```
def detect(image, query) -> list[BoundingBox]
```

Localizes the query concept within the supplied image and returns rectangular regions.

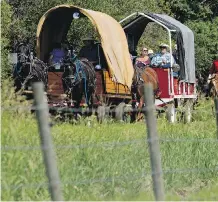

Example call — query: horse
[12,42,48,93]
[62,54,96,119]
[206,73,218,97]
[131,63,160,122]
[206,73,218,116]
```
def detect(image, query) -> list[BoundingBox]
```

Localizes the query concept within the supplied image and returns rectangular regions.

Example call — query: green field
[1,95,218,200]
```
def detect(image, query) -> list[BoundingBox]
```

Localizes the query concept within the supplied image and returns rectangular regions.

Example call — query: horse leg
[130,90,138,123]
[86,87,95,117]
[136,96,144,121]
[14,78,22,93]
[72,86,83,122]
[130,101,137,123]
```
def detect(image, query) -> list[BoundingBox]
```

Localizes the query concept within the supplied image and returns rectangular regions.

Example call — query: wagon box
[120,12,198,123]
[36,4,133,121]
[13,6,198,123]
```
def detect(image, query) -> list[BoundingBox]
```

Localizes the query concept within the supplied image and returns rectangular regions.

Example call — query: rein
[132,66,147,87]
[62,55,96,105]
[14,52,48,90]
[132,66,160,98]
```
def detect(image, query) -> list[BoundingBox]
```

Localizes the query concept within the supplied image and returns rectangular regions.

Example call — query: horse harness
[14,52,48,90]
[132,66,155,88]
[62,57,96,104]
[132,66,160,99]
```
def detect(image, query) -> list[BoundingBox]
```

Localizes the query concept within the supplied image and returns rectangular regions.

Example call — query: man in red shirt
[209,60,218,74]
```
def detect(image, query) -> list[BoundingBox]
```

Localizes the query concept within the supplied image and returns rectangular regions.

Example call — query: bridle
[13,43,48,90]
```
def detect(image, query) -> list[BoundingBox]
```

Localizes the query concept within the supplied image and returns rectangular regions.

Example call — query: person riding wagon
[135,47,151,68]
[49,42,66,70]
[151,43,178,77]
[78,35,106,70]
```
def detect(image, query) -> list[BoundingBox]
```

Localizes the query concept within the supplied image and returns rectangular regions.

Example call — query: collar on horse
[132,66,161,99]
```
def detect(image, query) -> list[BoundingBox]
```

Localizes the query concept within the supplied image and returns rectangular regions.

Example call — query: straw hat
[148,49,154,54]
[159,43,169,48]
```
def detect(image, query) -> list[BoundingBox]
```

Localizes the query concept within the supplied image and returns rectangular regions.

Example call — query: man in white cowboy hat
[151,43,175,68]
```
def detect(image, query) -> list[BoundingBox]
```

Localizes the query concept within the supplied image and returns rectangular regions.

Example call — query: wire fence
[2,167,218,190]
[1,137,218,151]
[1,103,217,114]
[2,82,218,201]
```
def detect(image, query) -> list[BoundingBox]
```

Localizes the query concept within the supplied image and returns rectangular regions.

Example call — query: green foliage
[137,23,173,53]
[7,0,166,51]
[186,17,218,74]
[160,0,218,74]
[1,99,217,200]
[1,79,31,115]
[162,0,218,23]
[2,0,217,79]
[1,0,12,79]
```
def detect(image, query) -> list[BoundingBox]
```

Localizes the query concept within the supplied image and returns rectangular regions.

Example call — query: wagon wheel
[166,102,176,123]
[115,102,126,122]
[183,99,193,124]
[97,105,106,123]
[123,104,132,123]
[105,106,110,118]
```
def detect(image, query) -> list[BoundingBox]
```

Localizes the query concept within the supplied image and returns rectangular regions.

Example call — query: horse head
[130,65,160,122]
[62,54,82,91]
[132,63,150,86]
[132,65,160,99]
[61,54,96,107]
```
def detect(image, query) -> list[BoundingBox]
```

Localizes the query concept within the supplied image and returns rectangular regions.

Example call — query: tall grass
[1,81,218,200]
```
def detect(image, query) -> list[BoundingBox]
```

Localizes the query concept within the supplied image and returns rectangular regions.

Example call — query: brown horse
[209,74,218,97]
[131,65,160,122]
[207,73,218,116]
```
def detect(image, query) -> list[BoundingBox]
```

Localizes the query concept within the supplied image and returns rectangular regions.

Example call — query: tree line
[1,0,218,80]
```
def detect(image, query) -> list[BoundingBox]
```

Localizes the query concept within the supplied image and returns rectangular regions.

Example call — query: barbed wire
[2,105,155,112]
[1,104,217,115]
[194,196,218,201]
[1,136,217,151]
[2,95,217,199]
[2,166,218,190]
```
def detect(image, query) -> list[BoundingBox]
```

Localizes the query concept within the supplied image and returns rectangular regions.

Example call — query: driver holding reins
[78,35,106,69]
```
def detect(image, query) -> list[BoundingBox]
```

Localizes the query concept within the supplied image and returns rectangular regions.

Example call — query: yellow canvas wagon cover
[36,5,134,88]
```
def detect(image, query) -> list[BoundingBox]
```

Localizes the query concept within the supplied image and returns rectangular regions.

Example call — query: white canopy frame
[119,12,177,95]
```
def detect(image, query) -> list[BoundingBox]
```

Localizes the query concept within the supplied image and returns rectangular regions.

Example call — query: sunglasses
[143,49,148,51]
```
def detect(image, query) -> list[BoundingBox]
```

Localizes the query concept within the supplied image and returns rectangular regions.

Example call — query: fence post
[214,97,218,139]
[32,82,63,201]
[143,84,165,201]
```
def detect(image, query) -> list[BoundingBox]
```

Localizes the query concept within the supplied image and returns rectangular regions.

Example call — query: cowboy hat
[159,43,169,48]
[148,49,154,54]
